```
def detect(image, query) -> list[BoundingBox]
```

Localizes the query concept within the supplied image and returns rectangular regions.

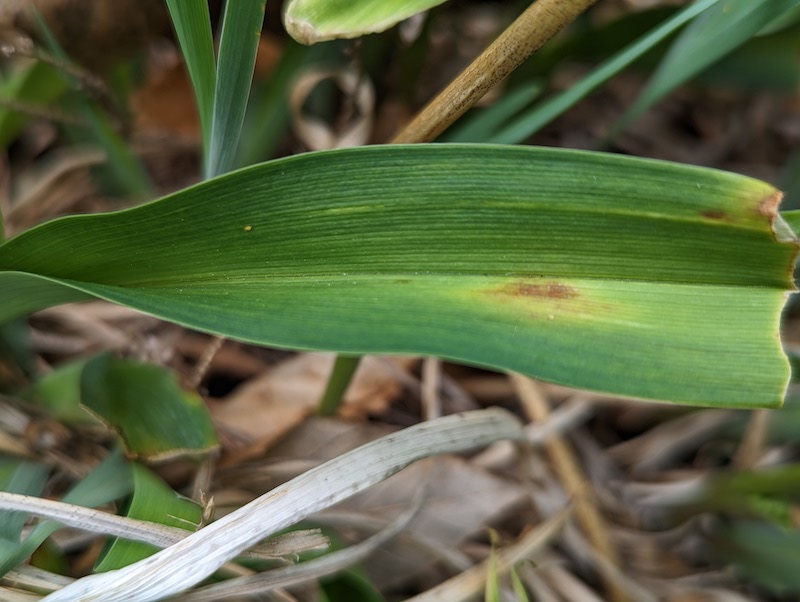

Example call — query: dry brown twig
[392,0,601,143]
[510,373,631,602]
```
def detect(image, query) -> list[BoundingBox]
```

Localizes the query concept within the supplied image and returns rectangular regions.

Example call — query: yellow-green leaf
[284,0,447,44]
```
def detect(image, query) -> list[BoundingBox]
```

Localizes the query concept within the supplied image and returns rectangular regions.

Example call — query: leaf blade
[166,0,216,157]
[0,145,794,407]
[284,0,448,44]
[613,0,800,135]
[207,0,266,177]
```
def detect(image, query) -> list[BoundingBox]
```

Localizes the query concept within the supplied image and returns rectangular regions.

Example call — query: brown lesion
[700,210,729,221]
[503,281,578,300]
[758,190,782,219]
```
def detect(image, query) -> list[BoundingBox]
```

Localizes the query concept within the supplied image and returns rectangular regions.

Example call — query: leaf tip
[284,16,319,45]
[761,190,798,247]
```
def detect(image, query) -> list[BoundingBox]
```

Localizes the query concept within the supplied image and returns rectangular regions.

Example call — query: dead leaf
[212,353,403,463]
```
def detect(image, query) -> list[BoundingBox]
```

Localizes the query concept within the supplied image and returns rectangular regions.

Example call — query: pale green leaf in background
[612,0,800,136]
[0,61,68,149]
[0,451,133,577]
[0,460,49,558]
[284,0,449,44]
[25,357,97,424]
[0,145,795,408]
[488,0,722,144]
[93,463,201,572]
[80,354,218,460]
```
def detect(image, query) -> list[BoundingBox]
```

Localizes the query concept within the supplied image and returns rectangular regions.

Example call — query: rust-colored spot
[701,210,728,221]
[512,282,577,300]
[758,190,782,219]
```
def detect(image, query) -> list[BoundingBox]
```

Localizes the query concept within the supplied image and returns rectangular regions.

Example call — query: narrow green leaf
[0,318,35,379]
[235,39,319,167]
[441,80,543,143]
[0,460,49,543]
[207,0,266,178]
[780,209,800,235]
[0,451,133,577]
[30,8,151,197]
[489,0,723,144]
[25,357,96,424]
[613,0,800,135]
[284,0,448,44]
[80,354,218,460]
[711,521,800,594]
[166,0,216,157]
[94,463,201,572]
[697,24,800,93]
[0,60,68,149]
[0,145,795,408]
[510,566,530,602]
[780,150,800,210]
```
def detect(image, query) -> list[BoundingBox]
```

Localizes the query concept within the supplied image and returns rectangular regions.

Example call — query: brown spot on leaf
[758,190,782,219]
[511,282,577,300]
[701,210,728,221]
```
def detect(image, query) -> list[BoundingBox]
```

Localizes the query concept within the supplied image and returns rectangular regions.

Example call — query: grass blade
[93,463,201,572]
[0,145,795,407]
[489,0,722,144]
[612,0,800,136]
[165,0,216,158]
[207,0,266,178]
[0,451,133,577]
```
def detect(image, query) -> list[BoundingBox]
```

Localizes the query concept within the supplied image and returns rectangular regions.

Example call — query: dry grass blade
[173,484,427,601]
[510,374,628,602]
[3,565,75,595]
[41,408,524,601]
[405,507,570,602]
[0,492,191,548]
[0,492,327,562]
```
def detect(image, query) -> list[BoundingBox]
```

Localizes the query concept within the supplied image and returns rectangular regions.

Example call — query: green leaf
[236,39,319,167]
[711,521,800,594]
[780,209,800,234]
[0,460,49,545]
[489,0,723,144]
[0,450,133,577]
[166,0,216,157]
[696,24,800,93]
[94,462,201,572]
[0,145,795,407]
[510,566,530,602]
[207,0,266,178]
[25,357,96,424]
[0,60,68,149]
[30,8,151,197]
[441,80,543,143]
[284,0,448,44]
[780,150,800,210]
[80,354,218,460]
[614,0,800,134]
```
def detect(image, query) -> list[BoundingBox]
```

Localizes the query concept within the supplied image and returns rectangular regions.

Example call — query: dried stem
[392,0,600,143]
[510,373,630,602]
